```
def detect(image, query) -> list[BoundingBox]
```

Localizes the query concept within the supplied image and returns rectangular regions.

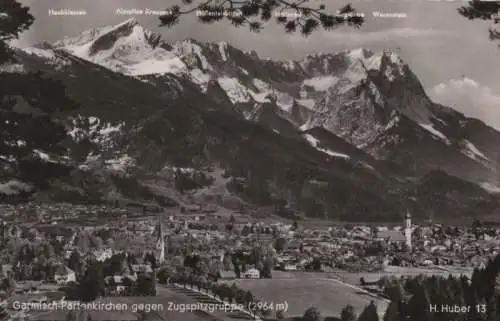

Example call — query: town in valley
[0,202,498,321]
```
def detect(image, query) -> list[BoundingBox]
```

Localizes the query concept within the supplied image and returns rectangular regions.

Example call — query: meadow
[234,277,389,319]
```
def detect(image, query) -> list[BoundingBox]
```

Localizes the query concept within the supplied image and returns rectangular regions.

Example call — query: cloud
[428,78,500,130]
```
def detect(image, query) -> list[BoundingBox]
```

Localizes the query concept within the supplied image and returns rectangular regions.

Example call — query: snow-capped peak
[53,19,188,76]
[54,17,148,56]
[117,17,138,27]
[297,48,408,86]
[347,48,374,60]
[172,39,213,71]
[48,20,416,125]
[345,48,406,80]
[346,48,381,71]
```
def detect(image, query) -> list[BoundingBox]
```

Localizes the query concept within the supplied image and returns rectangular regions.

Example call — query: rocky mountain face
[3,18,500,221]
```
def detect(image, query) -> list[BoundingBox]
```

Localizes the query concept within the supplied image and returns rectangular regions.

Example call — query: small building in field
[242,268,260,279]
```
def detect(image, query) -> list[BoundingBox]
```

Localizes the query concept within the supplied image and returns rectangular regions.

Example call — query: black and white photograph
[1,0,500,320]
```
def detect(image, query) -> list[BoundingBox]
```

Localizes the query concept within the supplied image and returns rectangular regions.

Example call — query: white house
[94,248,114,262]
[54,266,76,285]
[243,268,260,279]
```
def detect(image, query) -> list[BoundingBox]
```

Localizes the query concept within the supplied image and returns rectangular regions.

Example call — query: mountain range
[3,17,500,222]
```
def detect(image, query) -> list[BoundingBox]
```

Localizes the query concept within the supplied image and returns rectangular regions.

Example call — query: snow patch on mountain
[462,140,489,161]
[419,123,450,145]
[480,182,500,194]
[248,79,295,111]
[22,47,71,69]
[248,79,275,103]
[360,162,375,171]
[303,134,350,159]
[299,123,309,131]
[297,99,316,110]
[249,92,271,103]
[276,96,295,112]
[302,76,339,91]
[252,78,271,92]
[189,68,211,91]
[218,42,228,61]
[24,47,56,59]
[33,149,58,163]
[217,77,251,103]
[128,56,187,76]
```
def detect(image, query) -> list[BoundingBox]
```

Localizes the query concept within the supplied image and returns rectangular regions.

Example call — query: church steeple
[156,215,165,265]
[404,210,412,251]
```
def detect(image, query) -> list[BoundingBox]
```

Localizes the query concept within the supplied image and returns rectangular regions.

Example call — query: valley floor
[234,272,390,319]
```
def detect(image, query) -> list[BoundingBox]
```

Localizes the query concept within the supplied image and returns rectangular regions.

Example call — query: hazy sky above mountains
[16,0,500,129]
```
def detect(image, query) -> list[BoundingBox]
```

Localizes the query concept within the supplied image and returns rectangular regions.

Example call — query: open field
[331,265,474,285]
[234,277,389,319]
[228,266,474,319]
[269,265,473,283]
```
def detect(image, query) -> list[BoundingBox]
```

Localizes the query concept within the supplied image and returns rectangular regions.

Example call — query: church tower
[404,211,412,251]
[156,215,166,265]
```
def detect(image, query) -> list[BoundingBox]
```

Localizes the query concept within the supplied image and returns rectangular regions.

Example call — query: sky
[15,0,500,129]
